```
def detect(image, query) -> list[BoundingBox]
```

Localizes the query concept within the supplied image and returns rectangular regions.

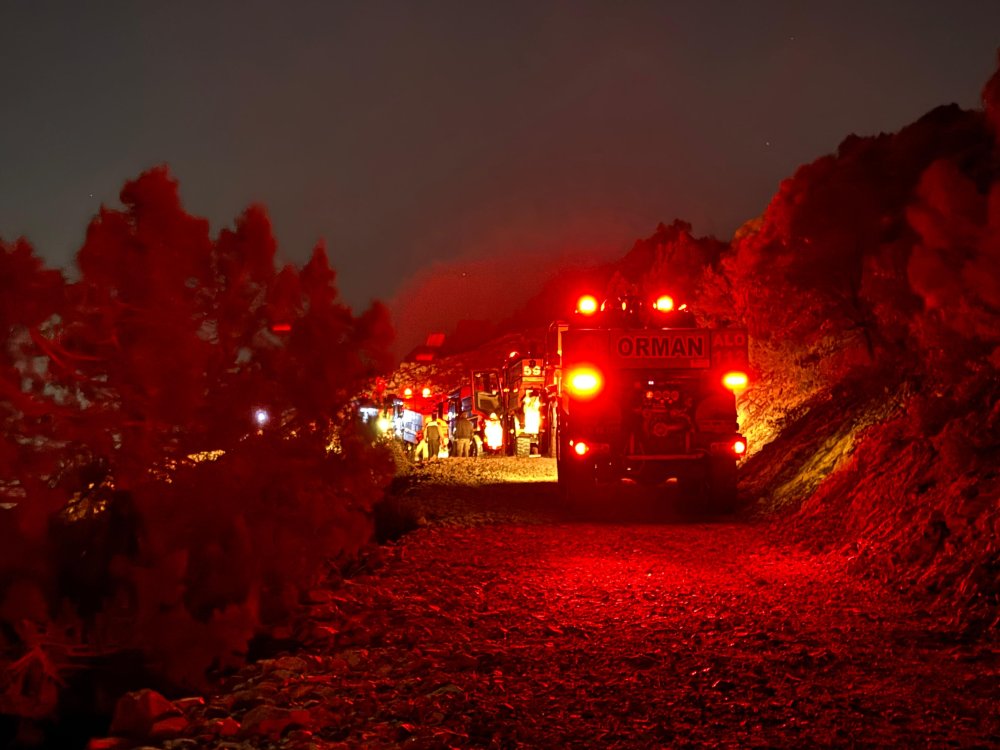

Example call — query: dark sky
[2,1,999,351]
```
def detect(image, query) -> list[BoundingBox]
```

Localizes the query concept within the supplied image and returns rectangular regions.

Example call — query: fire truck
[397,366,534,458]
[467,347,550,457]
[391,398,425,449]
[550,292,749,509]
[442,379,495,456]
[500,348,548,457]
[387,387,442,456]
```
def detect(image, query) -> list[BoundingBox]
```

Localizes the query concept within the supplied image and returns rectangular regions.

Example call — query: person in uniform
[434,415,450,458]
[424,415,441,460]
[454,413,473,457]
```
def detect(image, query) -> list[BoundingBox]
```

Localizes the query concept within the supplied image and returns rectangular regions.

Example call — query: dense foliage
[0,168,394,721]
[730,69,1000,628]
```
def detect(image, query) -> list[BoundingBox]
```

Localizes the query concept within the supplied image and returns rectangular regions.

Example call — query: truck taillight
[576,295,598,315]
[722,371,748,391]
[566,366,603,399]
[733,438,747,456]
[573,441,590,456]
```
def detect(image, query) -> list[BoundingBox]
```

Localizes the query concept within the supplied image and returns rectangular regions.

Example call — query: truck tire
[558,455,593,498]
[516,435,531,458]
[557,427,594,499]
[704,457,738,514]
[556,455,569,493]
[544,403,559,457]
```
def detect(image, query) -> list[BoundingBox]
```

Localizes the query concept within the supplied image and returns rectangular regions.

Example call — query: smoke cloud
[387,247,616,360]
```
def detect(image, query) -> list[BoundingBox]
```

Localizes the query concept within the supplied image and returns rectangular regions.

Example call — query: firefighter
[472,423,483,457]
[434,414,450,459]
[413,426,429,463]
[424,415,441,460]
[454,412,474,457]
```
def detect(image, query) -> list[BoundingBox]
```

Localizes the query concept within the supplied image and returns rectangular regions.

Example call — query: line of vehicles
[375,346,551,461]
[376,290,750,507]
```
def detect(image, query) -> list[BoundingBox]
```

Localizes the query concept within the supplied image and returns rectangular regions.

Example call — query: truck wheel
[545,404,558,457]
[557,439,595,499]
[557,456,569,493]
[704,458,738,514]
[558,456,593,498]
[516,435,531,458]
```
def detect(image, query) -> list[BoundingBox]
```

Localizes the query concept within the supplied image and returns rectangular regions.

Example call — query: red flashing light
[508,350,519,360]
[566,366,604,399]
[654,295,674,312]
[722,371,749,391]
[271,323,292,333]
[421,387,432,398]
[573,441,590,456]
[576,294,598,315]
[403,387,413,398]
[733,439,747,456]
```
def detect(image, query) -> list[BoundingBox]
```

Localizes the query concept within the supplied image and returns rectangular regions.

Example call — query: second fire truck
[467,348,550,457]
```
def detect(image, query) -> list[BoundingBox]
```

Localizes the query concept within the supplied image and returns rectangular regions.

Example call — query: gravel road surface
[118,457,999,749]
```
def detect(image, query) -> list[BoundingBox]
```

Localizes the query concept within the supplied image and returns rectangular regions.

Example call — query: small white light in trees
[253,408,270,427]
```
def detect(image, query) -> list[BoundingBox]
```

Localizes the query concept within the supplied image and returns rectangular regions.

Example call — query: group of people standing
[414,412,477,462]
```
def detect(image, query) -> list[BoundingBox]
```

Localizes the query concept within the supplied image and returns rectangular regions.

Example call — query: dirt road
[138,458,999,748]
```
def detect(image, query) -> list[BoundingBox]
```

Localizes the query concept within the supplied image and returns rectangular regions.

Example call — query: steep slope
[726,79,1000,629]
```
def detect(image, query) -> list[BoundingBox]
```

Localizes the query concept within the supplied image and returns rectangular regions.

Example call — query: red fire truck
[500,348,548,457]
[443,378,492,456]
[467,347,550,457]
[388,386,442,455]
[550,292,749,510]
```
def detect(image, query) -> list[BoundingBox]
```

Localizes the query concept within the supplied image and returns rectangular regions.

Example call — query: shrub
[0,167,394,719]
